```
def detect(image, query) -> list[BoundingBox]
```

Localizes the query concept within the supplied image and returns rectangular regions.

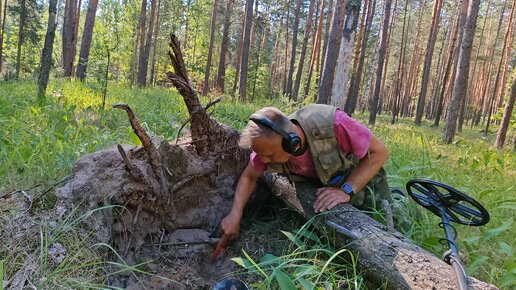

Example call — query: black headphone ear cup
[282,132,302,154]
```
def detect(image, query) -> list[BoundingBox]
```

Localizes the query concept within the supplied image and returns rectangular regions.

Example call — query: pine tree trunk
[304,0,325,98]
[138,0,157,86]
[216,0,234,93]
[495,0,515,109]
[368,0,392,125]
[15,0,26,79]
[76,0,99,81]
[238,0,254,101]
[291,0,315,101]
[460,0,493,129]
[37,0,58,100]
[62,0,79,77]
[345,0,375,116]
[136,0,147,85]
[400,0,426,118]
[331,0,361,109]
[443,0,480,144]
[149,0,162,85]
[232,5,247,95]
[319,0,334,75]
[0,0,6,72]
[494,73,516,149]
[415,0,443,125]
[391,0,409,124]
[434,24,456,127]
[282,0,290,93]
[202,0,219,95]
[484,0,515,137]
[316,0,347,104]
[284,0,302,98]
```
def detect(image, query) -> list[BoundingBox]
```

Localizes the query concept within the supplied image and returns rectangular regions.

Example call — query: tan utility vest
[266,104,360,184]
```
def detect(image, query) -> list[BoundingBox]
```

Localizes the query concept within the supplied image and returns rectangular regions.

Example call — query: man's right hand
[220,212,242,242]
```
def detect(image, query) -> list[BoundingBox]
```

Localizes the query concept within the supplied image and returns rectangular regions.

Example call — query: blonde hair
[239,107,292,148]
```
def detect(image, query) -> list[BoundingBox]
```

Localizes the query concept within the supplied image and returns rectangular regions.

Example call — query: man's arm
[220,163,263,240]
[345,134,388,193]
[313,134,388,213]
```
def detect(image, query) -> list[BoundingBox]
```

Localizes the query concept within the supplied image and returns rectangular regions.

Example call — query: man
[220,104,392,243]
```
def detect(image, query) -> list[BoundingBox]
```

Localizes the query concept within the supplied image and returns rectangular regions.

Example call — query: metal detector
[406,179,490,290]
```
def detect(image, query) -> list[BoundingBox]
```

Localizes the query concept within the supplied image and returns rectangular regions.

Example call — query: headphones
[249,113,302,155]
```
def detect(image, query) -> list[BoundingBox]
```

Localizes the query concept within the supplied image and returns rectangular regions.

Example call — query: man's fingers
[327,199,341,210]
[315,193,334,212]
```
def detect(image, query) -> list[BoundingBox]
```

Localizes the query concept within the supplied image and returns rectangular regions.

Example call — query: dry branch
[112,104,168,198]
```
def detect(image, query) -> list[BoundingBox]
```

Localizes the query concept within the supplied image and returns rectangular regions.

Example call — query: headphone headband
[249,114,291,140]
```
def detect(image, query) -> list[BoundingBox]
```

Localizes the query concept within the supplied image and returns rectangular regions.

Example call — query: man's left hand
[314,187,351,213]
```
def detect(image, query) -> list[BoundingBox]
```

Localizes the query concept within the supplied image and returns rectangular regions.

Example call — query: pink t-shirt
[249,109,372,178]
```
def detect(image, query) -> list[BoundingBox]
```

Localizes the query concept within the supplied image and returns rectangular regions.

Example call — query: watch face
[341,183,353,194]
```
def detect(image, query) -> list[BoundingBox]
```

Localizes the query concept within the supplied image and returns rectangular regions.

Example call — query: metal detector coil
[406,179,490,226]
[405,179,490,290]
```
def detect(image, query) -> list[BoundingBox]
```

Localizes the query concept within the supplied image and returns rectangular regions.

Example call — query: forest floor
[1,80,514,289]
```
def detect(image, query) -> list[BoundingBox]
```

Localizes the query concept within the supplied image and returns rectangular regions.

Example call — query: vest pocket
[318,150,342,173]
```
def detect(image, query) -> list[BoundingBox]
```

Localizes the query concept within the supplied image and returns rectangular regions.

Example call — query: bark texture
[37,0,58,100]
[443,0,480,143]
[261,174,499,290]
[76,0,99,80]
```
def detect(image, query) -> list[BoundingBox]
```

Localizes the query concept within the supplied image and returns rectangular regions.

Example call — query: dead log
[261,173,498,290]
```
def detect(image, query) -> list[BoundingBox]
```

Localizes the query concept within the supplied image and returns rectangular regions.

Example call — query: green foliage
[1,80,514,288]
[367,115,516,289]
[233,217,364,289]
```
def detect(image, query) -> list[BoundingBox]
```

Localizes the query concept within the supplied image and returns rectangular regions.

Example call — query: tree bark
[400,0,426,118]
[304,0,325,99]
[62,0,79,77]
[238,0,254,102]
[136,0,147,85]
[232,4,247,95]
[316,0,347,104]
[76,0,99,81]
[368,0,392,125]
[284,0,302,98]
[138,0,157,86]
[331,0,361,109]
[261,174,498,290]
[202,0,219,95]
[484,0,515,137]
[0,0,6,72]
[345,0,375,116]
[495,0,516,110]
[216,0,234,93]
[319,0,334,76]
[443,0,480,144]
[149,0,162,85]
[415,0,443,125]
[494,73,516,149]
[37,0,58,100]
[291,0,315,101]
[15,0,27,79]
[391,0,409,124]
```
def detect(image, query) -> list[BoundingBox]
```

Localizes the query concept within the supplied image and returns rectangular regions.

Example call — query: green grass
[0,79,514,289]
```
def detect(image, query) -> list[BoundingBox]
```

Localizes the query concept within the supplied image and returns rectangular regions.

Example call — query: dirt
[46,136,302,289]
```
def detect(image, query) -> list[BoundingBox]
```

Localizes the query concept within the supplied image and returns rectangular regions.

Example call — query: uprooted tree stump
[55,34,498,289]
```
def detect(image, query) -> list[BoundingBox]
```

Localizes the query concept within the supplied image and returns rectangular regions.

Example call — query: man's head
[239,107,300,164]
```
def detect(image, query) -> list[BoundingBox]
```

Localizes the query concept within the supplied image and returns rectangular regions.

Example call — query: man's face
[251,135,291,164]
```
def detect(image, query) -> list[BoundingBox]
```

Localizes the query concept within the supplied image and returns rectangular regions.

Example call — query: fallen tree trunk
[261,174,498,290]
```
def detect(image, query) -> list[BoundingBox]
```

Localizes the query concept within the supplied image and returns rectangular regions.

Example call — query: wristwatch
[341,183,355,198]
